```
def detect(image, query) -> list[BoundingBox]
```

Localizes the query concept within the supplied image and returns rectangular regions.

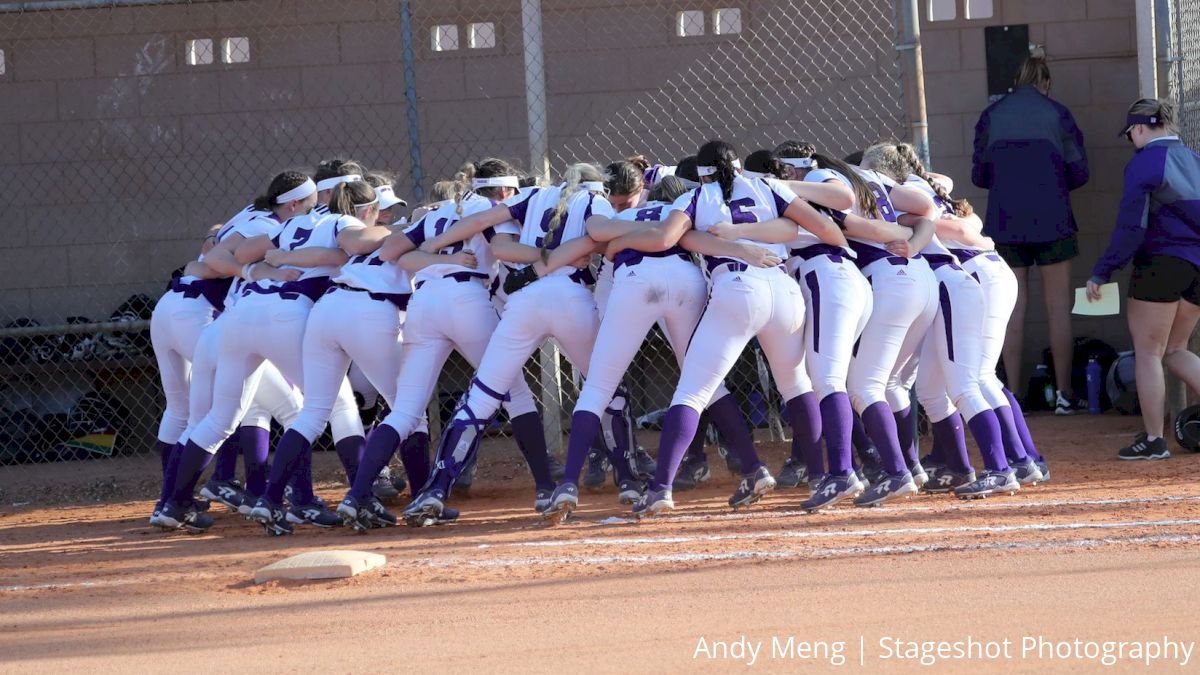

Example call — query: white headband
[356,197,379,210]
[696,159,742,177]
[275,178,317,204]
[741,170,768,179]
[580,181,607,193]
[472,176,520,189]
[781,157,816,169]
[316,174,362,192]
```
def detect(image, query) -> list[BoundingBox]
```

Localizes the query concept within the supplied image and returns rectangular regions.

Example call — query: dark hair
[894,143,973,217]
[454,157,520,211]
[625,154,651,172]
[648,175,689,203]
[744,149,788,179]
[364,172,393,188]
[329,180,377,216]
[843,151,864,166]
[774,140,879,218]
[314,158,366,184]
[675,155,699,183]
[253,171,311,211]
[518,175,538,188]
[696,140,739,201]
[604,160,645,197]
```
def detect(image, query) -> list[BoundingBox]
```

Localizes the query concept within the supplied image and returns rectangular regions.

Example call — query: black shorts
[995,234,1078,268]
[1129,254,1200,305]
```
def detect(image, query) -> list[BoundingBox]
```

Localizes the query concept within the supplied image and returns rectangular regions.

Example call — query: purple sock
[351,424,399,499]
[240,426,271,498]
[966,409,1009,472]
[292,445,316,504]
[931,413,971,473]
[861,401,906,475]
[563,411,601,486]
[398,431,430,493]
[685,413,709,461]
[157,441,180,507]
[334,435,365,483]
[265,430,311,504]
[511,411,554,491]
[784,392,823,477]
[1004,388,1043,462]
[211,434,240,482]
[893,406,917,467]
[995,405,1030,463]
[821,393,854,474]
[650,405,701,491]
[169,441,213,506]
[707,394,762,475]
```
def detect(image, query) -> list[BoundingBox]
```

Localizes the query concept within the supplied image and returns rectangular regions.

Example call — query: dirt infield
[3,413,1200,673]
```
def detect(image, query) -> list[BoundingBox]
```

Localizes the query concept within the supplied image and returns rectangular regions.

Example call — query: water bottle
[1086,357,1102,415]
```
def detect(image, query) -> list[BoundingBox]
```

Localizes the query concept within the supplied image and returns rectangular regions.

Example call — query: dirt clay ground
[2,413,1200,673]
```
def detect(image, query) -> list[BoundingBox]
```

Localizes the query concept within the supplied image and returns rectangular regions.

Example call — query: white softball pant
[962,252,1018,409]
[912,262,994,422]
[188,293,363,454]
[381,276,537,440]
[848,257,937,414]
[792,253,872,400]
[182,312,301,442]
[672,266,810,412]
[456,275,599,424]
[150,291,216,444]
[575,256,732,416]
[288,289,404,443]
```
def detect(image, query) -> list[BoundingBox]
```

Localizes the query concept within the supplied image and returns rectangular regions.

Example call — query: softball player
[865,143,1045,496]
[337,159,559,529]
[773,142,942,507]
[542,174,787,518]
[402,163,637,525]
[600,140,848,518]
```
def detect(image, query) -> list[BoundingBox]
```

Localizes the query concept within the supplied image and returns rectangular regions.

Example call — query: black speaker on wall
[984,24,1030,101]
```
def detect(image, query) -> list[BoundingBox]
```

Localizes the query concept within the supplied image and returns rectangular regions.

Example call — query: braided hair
[544,163,604,251]
[695,140,739,202]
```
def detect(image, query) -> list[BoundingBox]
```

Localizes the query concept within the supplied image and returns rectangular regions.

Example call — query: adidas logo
[733,275,742,281]
[897,270,907,276]
[628,271,637,277]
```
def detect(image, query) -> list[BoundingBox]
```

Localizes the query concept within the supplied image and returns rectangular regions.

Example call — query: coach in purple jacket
[973,55,1089,414]
[1087,98,1200,461]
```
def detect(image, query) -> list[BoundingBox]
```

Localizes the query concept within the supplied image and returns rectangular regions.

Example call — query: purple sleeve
[1091,150,1165,282]
[403,218,426,247]
[504,188,538,225]
[670,189,699,223]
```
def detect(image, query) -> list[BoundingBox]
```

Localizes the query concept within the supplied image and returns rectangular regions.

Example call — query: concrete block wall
[920,0,1139,389]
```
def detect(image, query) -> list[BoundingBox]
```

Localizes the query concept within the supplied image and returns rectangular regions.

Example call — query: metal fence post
[521,0,563,452]
[894,0,931,167]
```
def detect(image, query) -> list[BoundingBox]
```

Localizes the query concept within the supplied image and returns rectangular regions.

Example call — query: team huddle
[149,137,1052,535]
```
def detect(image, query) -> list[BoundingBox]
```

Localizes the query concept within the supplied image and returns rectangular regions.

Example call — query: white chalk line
[0,578,134,593]
[624,494,1200,525]
[429,532,1200,568]
[481,518,1200,550]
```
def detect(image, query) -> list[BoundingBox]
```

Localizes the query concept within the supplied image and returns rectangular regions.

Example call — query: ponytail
[604,160,644,197]
[452,161,476,217]
[696,139,739,202]
[625,154,651,172]
[545,163,603,251]
[894,143,973,217]
[329,180,377,217]
[743,149,788,179]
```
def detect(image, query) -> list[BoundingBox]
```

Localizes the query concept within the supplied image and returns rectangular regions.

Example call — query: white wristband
[241,263,257,281]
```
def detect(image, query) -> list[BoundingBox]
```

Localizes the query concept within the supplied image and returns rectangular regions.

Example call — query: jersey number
[635,206,664,222]
[727,197,760,225]
[532,209,562,250]
[288,227,314,249]
[867,183,897,222]
[432,217,465,255]
[348,252,385,267]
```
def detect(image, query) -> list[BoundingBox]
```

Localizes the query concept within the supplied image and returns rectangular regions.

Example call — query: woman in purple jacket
[1089,99,1200,460]
[973,55,1089,415]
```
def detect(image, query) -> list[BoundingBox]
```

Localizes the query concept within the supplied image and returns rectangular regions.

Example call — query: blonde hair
[1014,54,1051,91]
[429,180,457,203]
[862,142,973,218]
[544,163,603,250]
[1128,97,1177,132]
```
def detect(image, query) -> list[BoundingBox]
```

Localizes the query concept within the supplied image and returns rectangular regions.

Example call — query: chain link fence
[1162,0,1200,148]
[0,0,908,466]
